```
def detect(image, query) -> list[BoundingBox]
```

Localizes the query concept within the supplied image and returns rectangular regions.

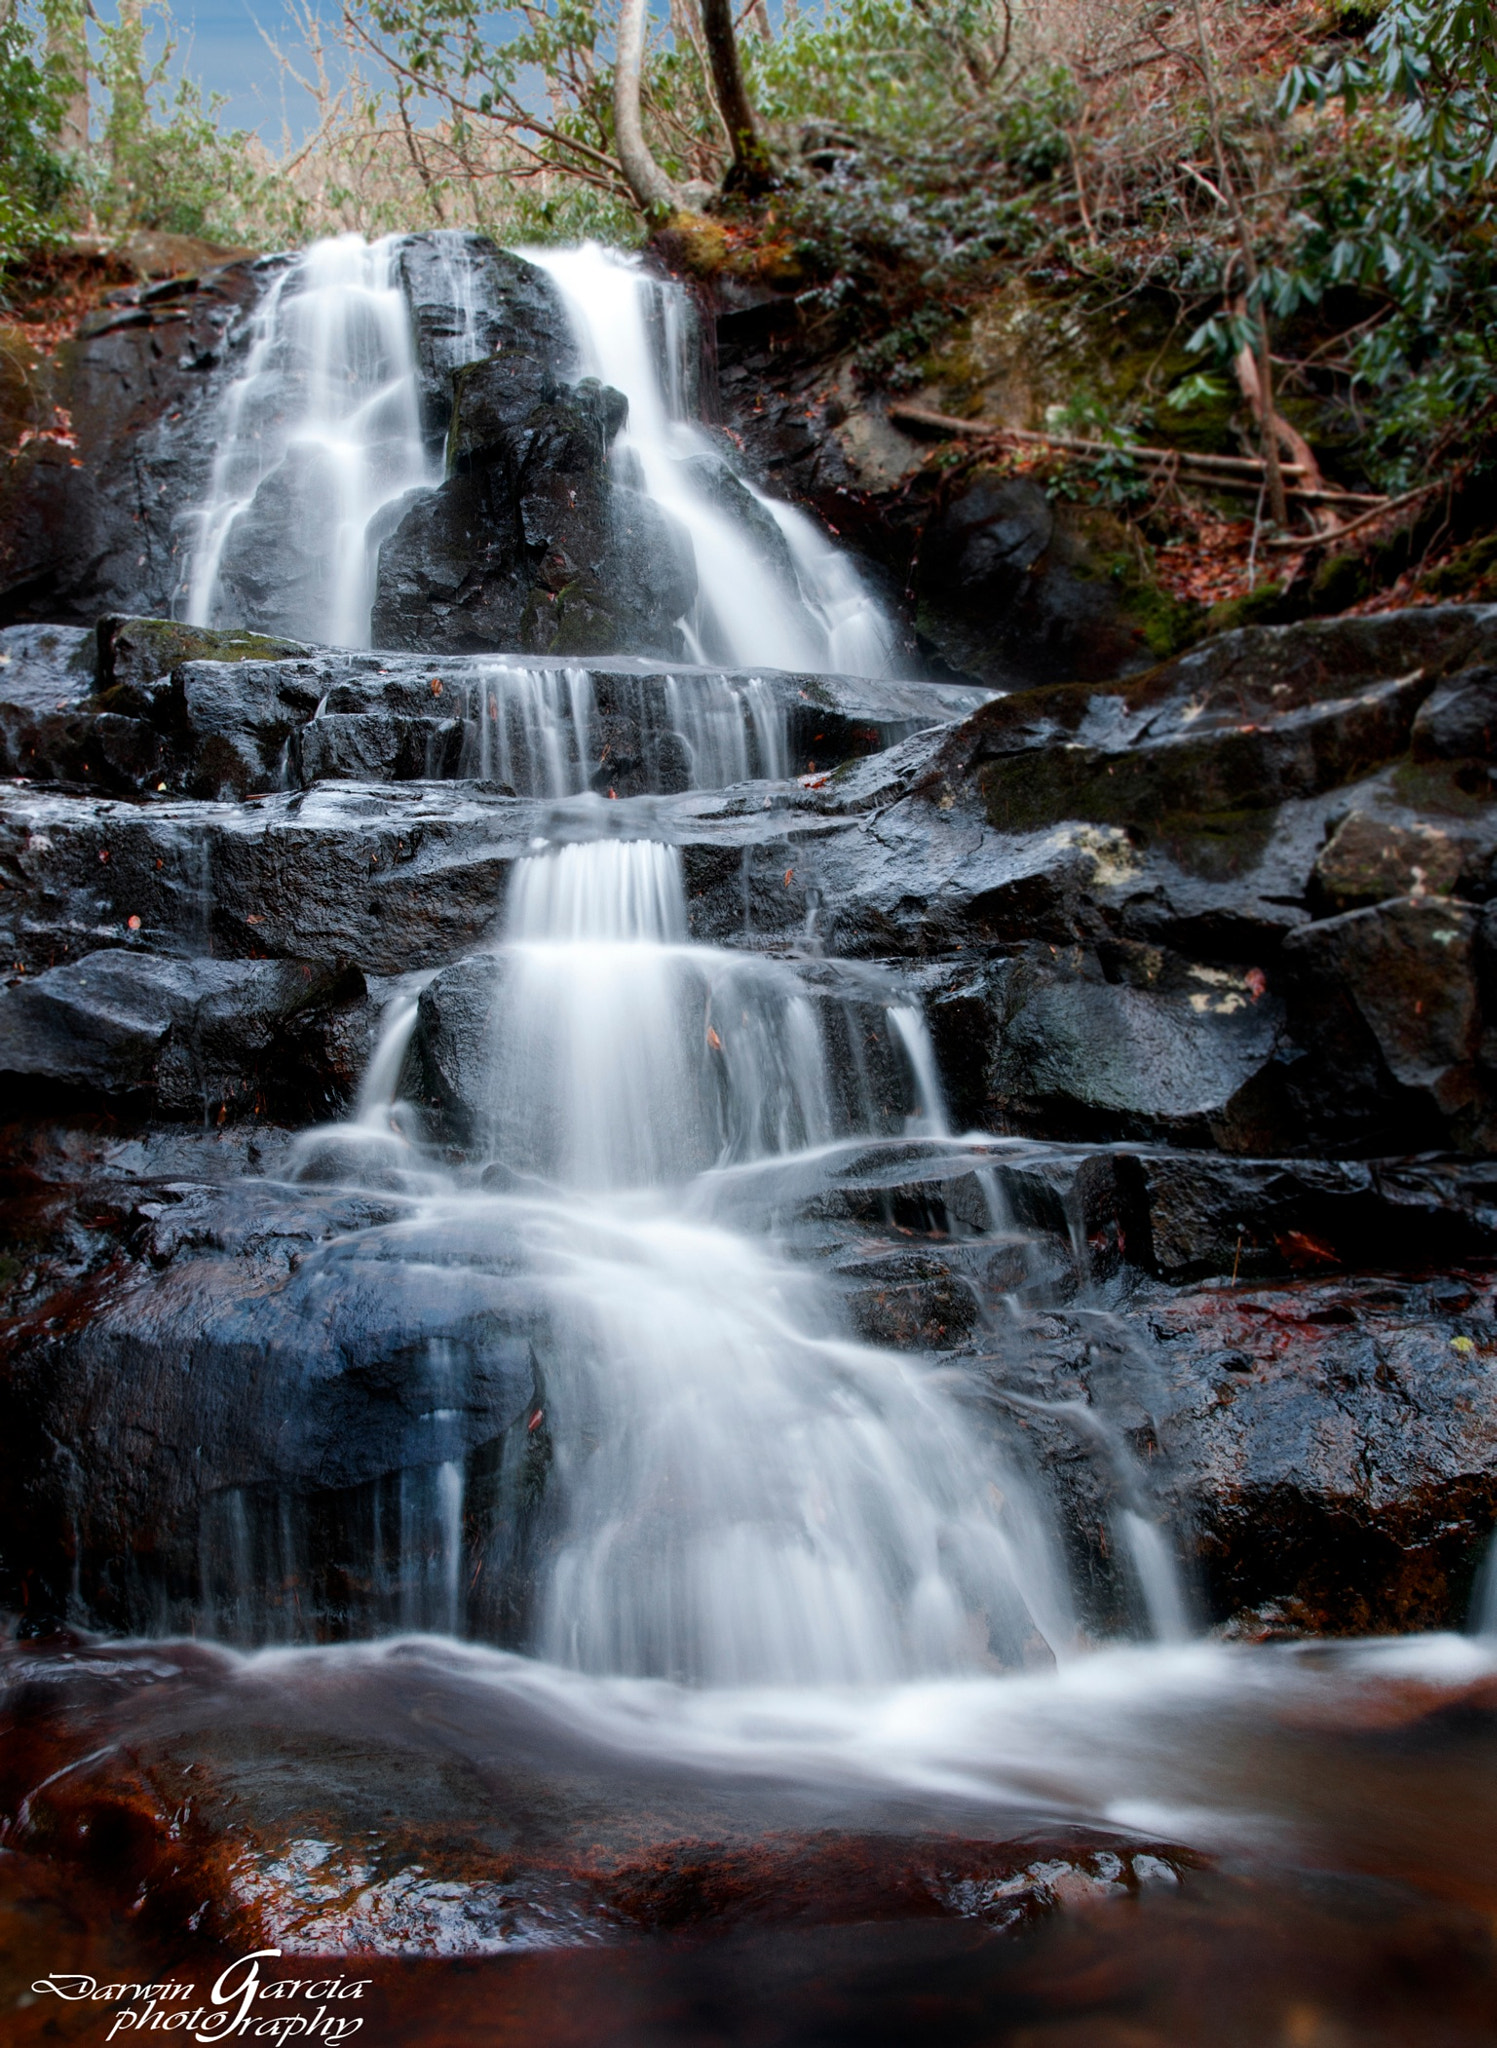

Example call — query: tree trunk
[1187,0,1288,529]
[698,0,771,189]
[46,0,91,157]
[613,0,687,220]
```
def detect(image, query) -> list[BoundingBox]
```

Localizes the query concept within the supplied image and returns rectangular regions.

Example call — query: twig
[888,403,1308,476]
[1264,481,1443,551]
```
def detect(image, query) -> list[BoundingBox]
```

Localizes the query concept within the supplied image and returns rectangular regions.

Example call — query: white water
[182,232,895,672]
[452,662,785,793]
[182,234,433,647]
[174,232,1190,1683]
[526,243,895,677]
[480,837,1077,1684]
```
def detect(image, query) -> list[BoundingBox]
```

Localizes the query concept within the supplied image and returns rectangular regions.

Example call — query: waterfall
[181,234,434,648]
[484,838,1075,1684]
[451,663,784,793]
[163,229,1190,1672]
[178,231,895,672]
[523,243,896,677]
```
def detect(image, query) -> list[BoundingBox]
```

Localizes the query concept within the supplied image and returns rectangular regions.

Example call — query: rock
[0,622,95,707]
[1412,664,1497,763]
[974,1265,1497,1636]
[0,259,271,626]
[1114,1149,1497,1282]
[97,614,311,698]
[1283,895,1493,1152]
[0,1176,540,1636]
[374,369,696,659]
[914,474,1154,691]
[394,232,576,451]
[412,954,500,1144]
[931,947,1287,1149]
[1312,810,1463,912]
[0,947,367,1119]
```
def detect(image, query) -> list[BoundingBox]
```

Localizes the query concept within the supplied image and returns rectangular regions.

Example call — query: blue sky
[92,0,348,138]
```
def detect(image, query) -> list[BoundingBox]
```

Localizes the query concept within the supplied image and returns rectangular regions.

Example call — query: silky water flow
[181,231,1173,1678]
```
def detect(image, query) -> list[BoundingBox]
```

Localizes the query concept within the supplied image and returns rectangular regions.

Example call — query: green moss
[1206,582,1305,636]
[1105,557,1202,660]
[1422,530,1497,599]
[1149,806,1280,880]
[101,615,309,693]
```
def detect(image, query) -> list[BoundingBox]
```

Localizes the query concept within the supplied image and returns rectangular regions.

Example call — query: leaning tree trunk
[614,0,688,219]
[698,0,772,189]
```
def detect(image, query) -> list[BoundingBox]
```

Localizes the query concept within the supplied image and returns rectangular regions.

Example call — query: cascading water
[181,234,434,647]
[450,661,785,793]
[525,243,896,676]
[180,230,895,675]
[483,839,1073,1682]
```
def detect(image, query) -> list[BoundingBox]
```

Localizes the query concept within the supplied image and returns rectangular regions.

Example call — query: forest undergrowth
[1,0,1493,628]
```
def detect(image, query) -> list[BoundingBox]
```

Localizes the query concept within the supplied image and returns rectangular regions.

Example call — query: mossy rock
[98,616,311,699]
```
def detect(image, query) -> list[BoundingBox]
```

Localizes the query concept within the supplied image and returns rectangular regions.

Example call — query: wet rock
[0,1177,540,1635]
[980,1266,1497,1635]
[0,784,527,977]
[0,635,979,801]
[935,603,1497,831]
[0,947,367,1119]
[412,955,499,1144]
[0,258,271,626]
[98,614,312,699]
[1282,895,1494,1153]
[914,474,1150,692]
[374,368,695,660]
[394,232,577,451]
[1116,1149,1497,1282]
[930,947,1287,1150]
[1411,664,1497,762]
[0,622,96,706]
[1312,810,1463,912]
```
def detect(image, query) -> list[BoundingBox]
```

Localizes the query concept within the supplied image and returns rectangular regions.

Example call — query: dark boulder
[394,231,577,451]
[373,368,695,659]
[988,1267,1497,1637]
[0,947,368,1120]
[1412,663,1497,766]
[914,474,1152,692]
[931,945,1287,1150]
[0,1175,539,1637]
[1311,809,1464,913]
[1281,895,1495,1154]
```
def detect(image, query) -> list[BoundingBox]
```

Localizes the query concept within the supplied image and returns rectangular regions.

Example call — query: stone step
[0,616,990,800]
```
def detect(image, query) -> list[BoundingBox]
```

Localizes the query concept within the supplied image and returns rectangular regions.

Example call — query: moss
[1206,582,1305,636]
[1391,759,1497,819]
[1104,557,1202,661]
[100,616,309,692]
[1074,513,1204,661]
[1149,806,1280,881]
[1422,531,1497,600]
[658,213,732,280]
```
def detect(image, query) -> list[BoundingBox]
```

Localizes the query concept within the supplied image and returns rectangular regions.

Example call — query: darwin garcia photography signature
[31,1950,372,2041]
